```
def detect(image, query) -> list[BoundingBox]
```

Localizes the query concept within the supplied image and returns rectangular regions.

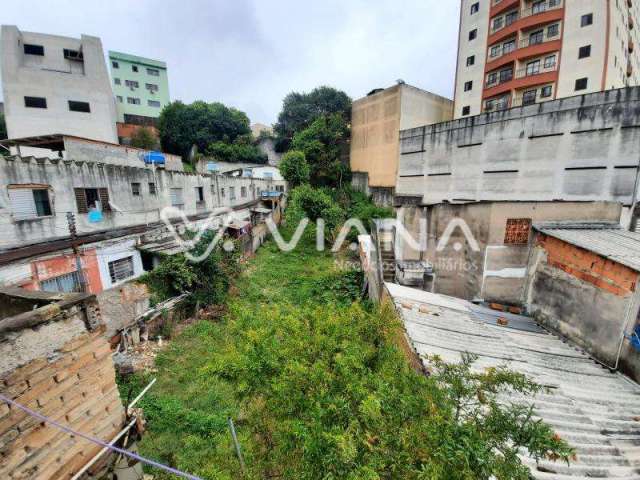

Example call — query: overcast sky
[1,0,460,126]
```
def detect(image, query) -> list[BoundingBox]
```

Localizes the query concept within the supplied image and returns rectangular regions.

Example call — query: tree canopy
[206,134,267,165]
[291,113,350,187]
[275,86,351,150]
[158,101,251,158]
[279,150,311,187]
[130,126,159,150]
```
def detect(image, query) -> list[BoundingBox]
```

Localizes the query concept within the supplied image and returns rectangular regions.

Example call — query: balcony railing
[515,62,558,79]
[491,0,563,34]
[484,98,511,112]
[485,70,514,88]
[488,29,559,61]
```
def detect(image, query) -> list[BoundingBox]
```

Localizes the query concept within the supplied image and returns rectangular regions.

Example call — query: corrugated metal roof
[534,222,640,272]
[386,283,640,479]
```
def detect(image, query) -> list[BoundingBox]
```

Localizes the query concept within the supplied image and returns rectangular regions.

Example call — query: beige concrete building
[453,0,640,118]
[350,83,452,204]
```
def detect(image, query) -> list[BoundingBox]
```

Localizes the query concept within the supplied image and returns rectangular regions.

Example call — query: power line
[0,393,205,480]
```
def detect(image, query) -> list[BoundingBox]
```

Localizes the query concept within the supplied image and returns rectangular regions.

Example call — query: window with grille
[8,186,52,220]
[75,188,110,213]
[41,271,81,293]
[241,186,247,198]
[504,219,532,245]
[108,256,134,284]
[149,182,157,195]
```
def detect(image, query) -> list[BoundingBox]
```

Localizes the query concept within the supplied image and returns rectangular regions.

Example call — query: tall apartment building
[108,51,170,128]
[0,25,118,143]
[453,0,640,118]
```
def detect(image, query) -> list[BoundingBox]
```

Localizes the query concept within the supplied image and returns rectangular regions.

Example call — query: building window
[462,106,471,116]
[132,65,139,72]
[8,186,52,220]
[578,45,592,59]
[229,186,236,200]
[499,67,513,82]
[502,39,516,54]
[469,29,478,41]
[148,100,161,108]
[114,78,121,85]
[24,96,47,109]
[522,89,537,106]
[145,83,158,93]
[464,81,473,91]
[116,95,123,103]
[504,218,532,245]
[195,186,204,203]
[41,271,81,293]
[74,188,110,213]
[581,13,593,27]
[63,49,83,61]
[68,101,91,113]
[112,60,119,68]
[505,10,518,26]
[24,44,44,56]
[487,71,498,85]
[125,80,139,88]
[490,45,501,58]
[544,55,557,69]
[492,17,504,31]
[221,188,225,198]
[170,188,184,209]
[575,77,588,91]
[532,0,546,14]
[127,97,141,105]
[149,182,157,195]
[540,85,553,98]
[547,23,560,37]
[147,68,160,76]
[526,59,541,76]
[241,186,247,198]
[466,55,475,66]
[529,30,544,45]
[131,182,141,196]
[108,256,135,284]
[470,2,479,14]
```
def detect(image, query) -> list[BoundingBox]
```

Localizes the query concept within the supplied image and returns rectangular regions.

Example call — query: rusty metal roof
[534,222,640,272]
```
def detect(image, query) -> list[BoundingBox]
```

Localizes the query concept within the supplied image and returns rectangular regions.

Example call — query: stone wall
[0,290,125,479]
[97,281,150,339]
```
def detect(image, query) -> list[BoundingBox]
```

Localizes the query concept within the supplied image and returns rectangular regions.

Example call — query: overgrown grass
[119,229,573,480]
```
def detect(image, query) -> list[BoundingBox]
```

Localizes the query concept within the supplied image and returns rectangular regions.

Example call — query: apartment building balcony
[491,0,520,17]
[484,62,557,98]
[486,28,561,70]
[488,0,564,45]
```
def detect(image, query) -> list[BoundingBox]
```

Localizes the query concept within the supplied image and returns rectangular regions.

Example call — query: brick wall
[537,234,638,296]
[0,293,125,480]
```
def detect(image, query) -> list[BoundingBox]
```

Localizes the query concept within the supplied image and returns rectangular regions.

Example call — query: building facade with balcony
[454,0,640,118]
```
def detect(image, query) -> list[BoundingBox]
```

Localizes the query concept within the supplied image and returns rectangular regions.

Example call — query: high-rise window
[578,45,592,59]
[522,90,537,106]
[132,65,139,72]
[470,2,479,14]
[575,78,588,91]
[526,60,541,76]
[112,60,119,68]
[147,68,160,76]
[540,85,553,98]
[68,101,91,113]
[464,81,473,91]
[547,24,560,37]
[581,13,593,27]
[24,44,44,56]
[466,55,475,66]
[469,29,477,41]
[462,106,471,116]
[544,55,556,69]
[24,96,47,108]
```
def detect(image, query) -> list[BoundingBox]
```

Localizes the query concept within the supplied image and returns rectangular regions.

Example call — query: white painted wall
[95,238,144,290]
[0,25,118,143]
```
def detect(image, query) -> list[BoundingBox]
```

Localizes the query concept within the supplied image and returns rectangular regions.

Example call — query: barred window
[108,256,134,284]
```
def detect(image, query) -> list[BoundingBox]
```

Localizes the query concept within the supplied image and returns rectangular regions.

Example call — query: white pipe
[70,417,137,480]
[128,378,157,410]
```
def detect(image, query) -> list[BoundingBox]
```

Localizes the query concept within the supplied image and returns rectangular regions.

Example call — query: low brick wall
[0,291,125,479]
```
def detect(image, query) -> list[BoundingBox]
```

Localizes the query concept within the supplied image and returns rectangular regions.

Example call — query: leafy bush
[279,150,310,187]
[286,185,345,242]
[206,136,267,165]
[139,230,240,308]
[130,126,159,150]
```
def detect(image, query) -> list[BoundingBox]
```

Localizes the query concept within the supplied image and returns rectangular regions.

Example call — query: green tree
[130,126,159,150]
[286,184,345,242]
[158,101,251,158]
[205,134,267,164]
[279,150,310,187]
[0,113,7,140]
[275,86,351,150]
[291,113,350,187]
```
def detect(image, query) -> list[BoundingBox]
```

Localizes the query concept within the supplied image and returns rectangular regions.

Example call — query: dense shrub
[279,150,311,187]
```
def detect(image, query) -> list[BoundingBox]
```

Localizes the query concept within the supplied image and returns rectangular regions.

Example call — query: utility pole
[66,212,87,292]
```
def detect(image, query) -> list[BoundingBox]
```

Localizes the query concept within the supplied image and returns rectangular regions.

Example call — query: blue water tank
[143,151,166,165]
